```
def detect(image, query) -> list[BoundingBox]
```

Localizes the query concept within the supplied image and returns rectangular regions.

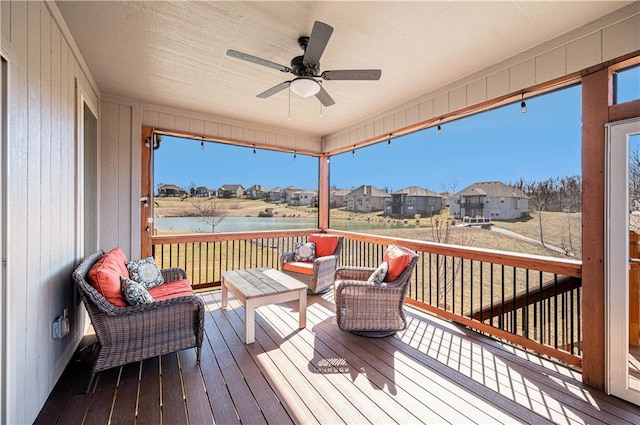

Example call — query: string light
[253,144,257,156]
[520,91,527,114]
[293,151,297,161]
[352,147,356,158]
[200,139,204,150]
[437,123,442,135]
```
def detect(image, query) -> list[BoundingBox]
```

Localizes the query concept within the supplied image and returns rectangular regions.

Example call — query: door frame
[605,117,640,404]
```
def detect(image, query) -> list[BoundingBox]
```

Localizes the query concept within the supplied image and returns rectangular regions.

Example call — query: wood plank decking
[36,289,640,424]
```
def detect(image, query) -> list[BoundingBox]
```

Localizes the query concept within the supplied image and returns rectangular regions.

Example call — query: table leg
[245,299,255,344]
[298,289,307,329]
[221,277,228,309]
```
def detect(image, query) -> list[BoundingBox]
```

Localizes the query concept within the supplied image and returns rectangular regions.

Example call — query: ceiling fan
[226,21,382,107]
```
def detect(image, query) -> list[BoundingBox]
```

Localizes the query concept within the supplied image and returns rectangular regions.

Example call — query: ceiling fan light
[290,78,320,98]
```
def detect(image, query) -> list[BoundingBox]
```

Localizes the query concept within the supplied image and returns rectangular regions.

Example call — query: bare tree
[191,199,225,233]
[524,178,555,248]
[430,211,471,308]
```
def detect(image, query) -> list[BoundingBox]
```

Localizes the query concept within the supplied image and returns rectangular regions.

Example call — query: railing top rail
[152,228,322,244]
[326,229,582,277]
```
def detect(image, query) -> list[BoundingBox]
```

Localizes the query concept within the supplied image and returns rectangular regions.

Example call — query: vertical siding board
[0,0,10,41]
[142,110,159,127]
[49,20,63,388]
[204,121,219,138]
[100,102,120,250]
[158,113,174,130]
[535,47,566,84]
[509,58,536,92]
[602,15,640,62]
[487,69,510,100]
[190,118,205,136]
[8,1,29,422]
[40,6,53,405]
[26,4,43,422]
[467,79,487,106]
[406,105,419,127]
[418,100,433,122]
[566,32,602,74]
[434,93,449,116]
[174,115,189,133]
[118,105,133,254]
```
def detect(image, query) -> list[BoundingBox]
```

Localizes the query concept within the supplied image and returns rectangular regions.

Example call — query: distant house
[190,186,215,197]
[449,181,529,220]
[217,184,244,199]
[267,187,283,203]
[385,186,443,217]
[244,184,269,200]
[157,184,187,197]
[280,186,301,204]
[289,190,317,206]
[330,189,350,208]
[346,185,390,212]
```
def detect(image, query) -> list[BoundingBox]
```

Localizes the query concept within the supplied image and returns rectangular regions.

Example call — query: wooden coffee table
[221,267,307,344]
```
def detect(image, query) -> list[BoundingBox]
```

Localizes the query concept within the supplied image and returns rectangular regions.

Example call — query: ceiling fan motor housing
[291,55,319,77]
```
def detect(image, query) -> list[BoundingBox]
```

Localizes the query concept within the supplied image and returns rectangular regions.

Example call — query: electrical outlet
[52,310,70,339]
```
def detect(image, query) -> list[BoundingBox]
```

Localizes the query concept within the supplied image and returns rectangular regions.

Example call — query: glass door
[605,118,640,405]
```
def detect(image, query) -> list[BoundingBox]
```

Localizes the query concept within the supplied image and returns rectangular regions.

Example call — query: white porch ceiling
[56,1,631,138]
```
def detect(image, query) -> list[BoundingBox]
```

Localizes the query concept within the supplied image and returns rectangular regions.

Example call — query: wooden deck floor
[36,289,640,424]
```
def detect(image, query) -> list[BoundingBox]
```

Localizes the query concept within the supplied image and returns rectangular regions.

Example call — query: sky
[155,66,639,194]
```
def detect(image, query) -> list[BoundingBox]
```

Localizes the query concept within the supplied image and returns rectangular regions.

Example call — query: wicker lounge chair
[334,244,418,337]
[280,234,344,294]
[72,250,204,392]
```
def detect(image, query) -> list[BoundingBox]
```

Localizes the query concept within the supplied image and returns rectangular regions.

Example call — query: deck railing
[151,229,582,366]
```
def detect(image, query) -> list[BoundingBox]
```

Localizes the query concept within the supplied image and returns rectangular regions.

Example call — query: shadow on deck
[35,290,640,424]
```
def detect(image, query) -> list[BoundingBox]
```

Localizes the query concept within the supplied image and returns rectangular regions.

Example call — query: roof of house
[246,184,269,191]
[331,189,351,196]
[392,186,441,197]
[346,185,391,198]
[219,184,244,191]
[453,181,529,199]
[158,184,185,191]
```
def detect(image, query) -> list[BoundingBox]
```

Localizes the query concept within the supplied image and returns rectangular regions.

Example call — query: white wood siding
[142,102,321,152]
[1,2,99,423]
[322,3,640,153]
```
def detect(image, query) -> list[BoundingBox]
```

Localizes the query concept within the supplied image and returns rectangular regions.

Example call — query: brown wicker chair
[72,250,205,392]
[334,245,418,337]
[280,235,344,294]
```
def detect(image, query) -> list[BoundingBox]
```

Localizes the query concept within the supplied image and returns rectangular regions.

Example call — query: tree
[191,199,225,233]
[430,210,471,308]
[524,178,555,248]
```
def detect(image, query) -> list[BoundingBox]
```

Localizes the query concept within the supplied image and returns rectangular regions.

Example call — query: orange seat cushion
[283,261,314,276]
[148,279,194,301]
[88,248,130,307]
[309,234,340,258]
[383,245,413,282]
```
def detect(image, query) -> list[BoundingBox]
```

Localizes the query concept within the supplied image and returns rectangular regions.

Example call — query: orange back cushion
[308,234,340,258]
[382,245,413,282]
[88,248,130,307]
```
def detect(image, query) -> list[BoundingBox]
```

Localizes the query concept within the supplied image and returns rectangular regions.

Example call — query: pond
[154,216,420,233]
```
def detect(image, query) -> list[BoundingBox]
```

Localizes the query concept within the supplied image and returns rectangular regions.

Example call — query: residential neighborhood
[156,180,531,221]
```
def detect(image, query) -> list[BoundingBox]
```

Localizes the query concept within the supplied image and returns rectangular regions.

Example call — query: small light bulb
[387,139,391,148]
[437,124,442,135]
[521,100,527,114]
[293,152,297,161]
[352,149,355,157]
[200,140,204,150]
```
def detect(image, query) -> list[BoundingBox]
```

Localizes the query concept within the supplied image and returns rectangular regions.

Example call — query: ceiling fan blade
[321,69,382,81]
[303,21,333,66]
[226,50,292,73]
[257,81,291,99]
[315,85,335,107]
